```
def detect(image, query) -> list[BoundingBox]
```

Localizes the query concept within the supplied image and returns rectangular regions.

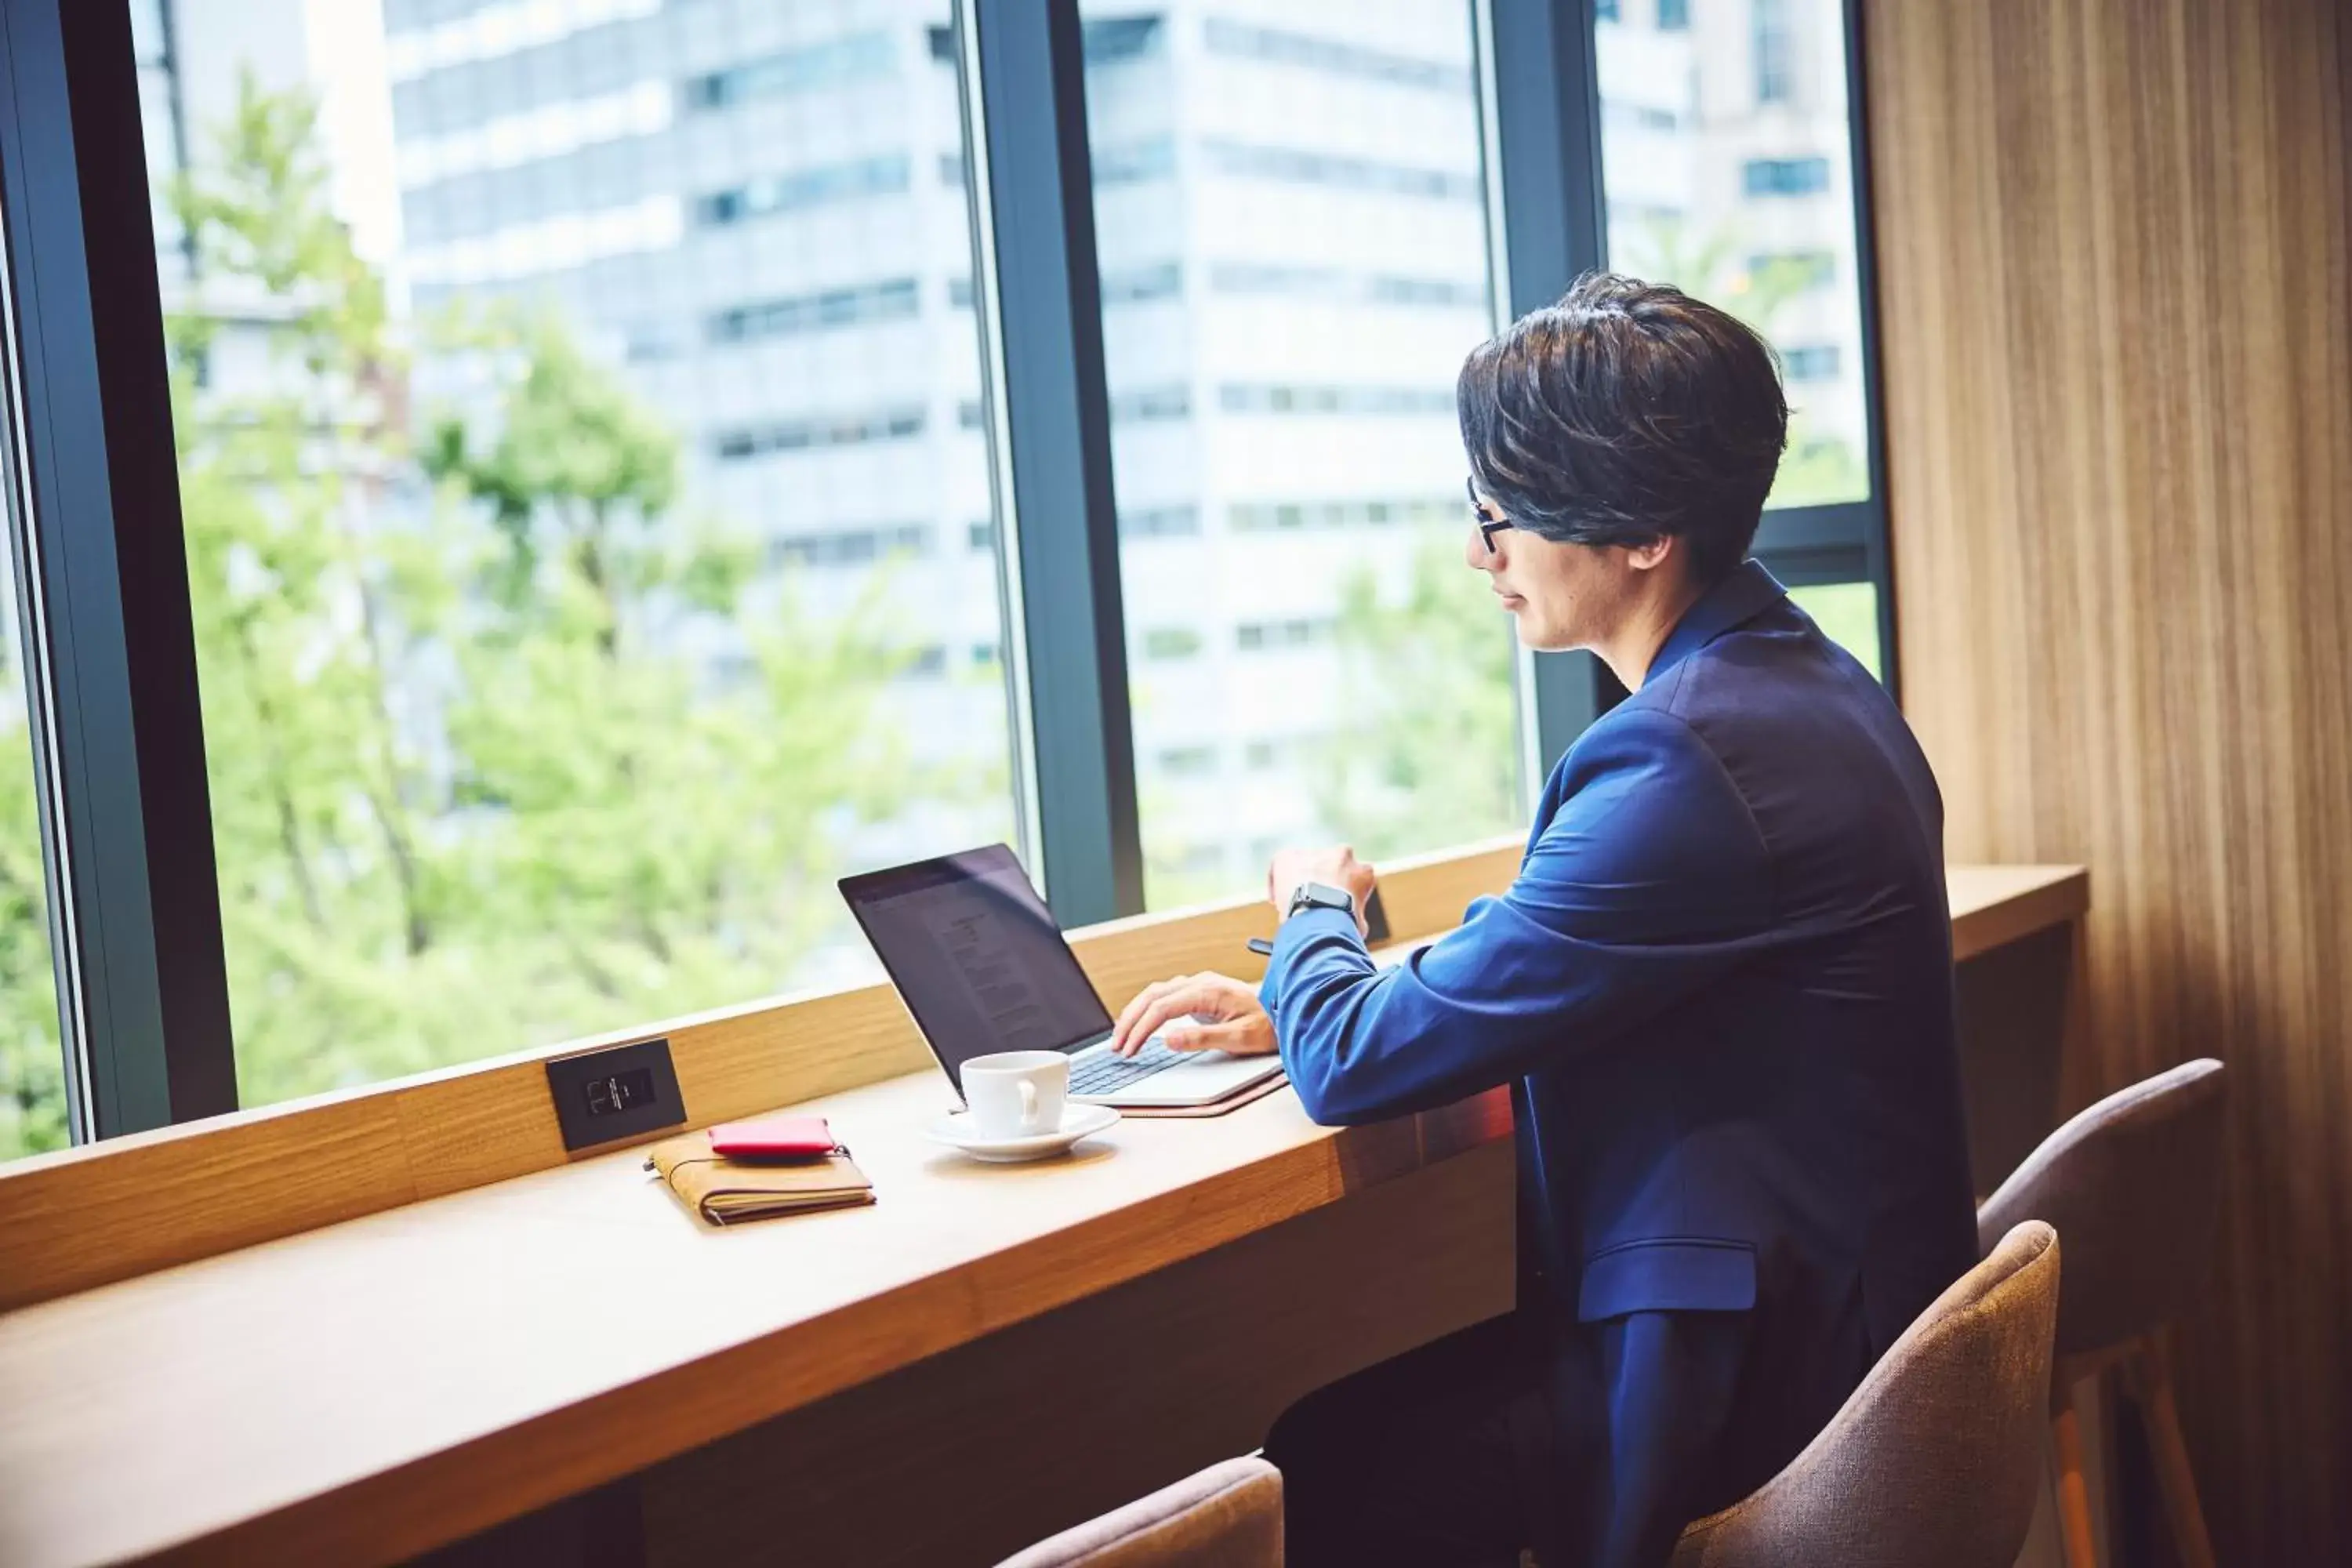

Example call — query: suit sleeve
[1262,706,1777,1125]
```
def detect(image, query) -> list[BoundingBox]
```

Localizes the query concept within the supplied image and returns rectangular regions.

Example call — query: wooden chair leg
[2051,1378,2101,1568]
[2125,1330,2216,1568]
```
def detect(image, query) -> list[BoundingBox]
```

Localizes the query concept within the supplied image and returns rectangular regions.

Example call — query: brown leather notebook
[644,1132,875,1228]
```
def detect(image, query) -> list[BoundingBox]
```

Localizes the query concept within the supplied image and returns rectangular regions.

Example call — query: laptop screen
[839,844,1116,1081]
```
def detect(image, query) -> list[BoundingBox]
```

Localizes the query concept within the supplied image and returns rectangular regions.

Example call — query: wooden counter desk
[0,862,2088,1568]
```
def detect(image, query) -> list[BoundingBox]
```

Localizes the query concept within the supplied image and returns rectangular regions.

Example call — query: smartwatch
[1285,880,1357,922]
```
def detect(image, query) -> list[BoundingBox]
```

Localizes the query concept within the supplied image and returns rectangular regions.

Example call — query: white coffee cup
[960,1050,1069,1141]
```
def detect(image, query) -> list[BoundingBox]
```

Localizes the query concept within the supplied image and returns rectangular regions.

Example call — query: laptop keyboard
[1069,1040,1187,1097]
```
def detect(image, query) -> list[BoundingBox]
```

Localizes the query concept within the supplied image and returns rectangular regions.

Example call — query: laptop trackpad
[1099,1051,1276,1105]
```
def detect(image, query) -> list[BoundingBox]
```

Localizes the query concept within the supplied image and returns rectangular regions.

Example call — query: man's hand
[1267,845,1377,938]
[1108,972,1276,1058]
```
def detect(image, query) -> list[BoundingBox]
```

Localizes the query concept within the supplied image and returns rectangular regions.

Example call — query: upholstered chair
[1669,1220,2060,1568]
[995,1456,1283,1568]
[1975,1057,2227,1568]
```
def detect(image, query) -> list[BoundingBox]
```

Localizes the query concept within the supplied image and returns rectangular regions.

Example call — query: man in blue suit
[1108,273,1976,1566]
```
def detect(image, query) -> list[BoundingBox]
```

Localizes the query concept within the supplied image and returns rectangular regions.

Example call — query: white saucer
[927,1102,1121,1163]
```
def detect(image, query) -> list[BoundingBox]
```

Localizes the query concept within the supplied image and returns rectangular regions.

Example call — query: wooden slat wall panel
[1864,0,2352,1558]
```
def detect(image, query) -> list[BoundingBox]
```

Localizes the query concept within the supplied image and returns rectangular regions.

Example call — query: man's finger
[1117,992,1205,1056]
[1114,982,1208,1056]
[1110,978,1177,1055]
[1108,982,1159,1054]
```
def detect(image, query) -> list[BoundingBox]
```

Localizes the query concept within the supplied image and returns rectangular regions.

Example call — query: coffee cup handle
[1018,1080,1039,1132]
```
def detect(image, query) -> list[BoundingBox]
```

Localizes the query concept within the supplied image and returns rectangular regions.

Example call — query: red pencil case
[706,1114,844,1160]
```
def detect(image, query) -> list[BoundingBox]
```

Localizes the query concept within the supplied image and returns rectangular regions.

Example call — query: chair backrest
[993,1457,1282,1568]
[1671,1221,2060,1568]
[1975,1058,2226,1356]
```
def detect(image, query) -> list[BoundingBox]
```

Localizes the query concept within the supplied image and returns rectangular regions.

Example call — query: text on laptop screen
[841,846,1115,1076]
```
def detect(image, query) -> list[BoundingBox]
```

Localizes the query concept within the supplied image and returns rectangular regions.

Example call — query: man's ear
[1625,533,1677,574]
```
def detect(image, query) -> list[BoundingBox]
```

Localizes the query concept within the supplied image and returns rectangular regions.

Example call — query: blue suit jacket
[1261,561,1976,1564]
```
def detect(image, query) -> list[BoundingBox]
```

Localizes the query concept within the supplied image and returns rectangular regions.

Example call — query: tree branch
[230,614,327,932]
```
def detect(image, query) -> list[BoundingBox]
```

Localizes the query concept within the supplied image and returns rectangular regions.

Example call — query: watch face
[1294,880,1353,916]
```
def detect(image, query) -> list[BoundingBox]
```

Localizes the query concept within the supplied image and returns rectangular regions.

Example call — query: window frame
[0,0,234,1140]
[0,0,1896,1146]
[963,0,1144,926]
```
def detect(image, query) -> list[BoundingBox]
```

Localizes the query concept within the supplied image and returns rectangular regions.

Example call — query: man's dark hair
[1457,271,1789,583]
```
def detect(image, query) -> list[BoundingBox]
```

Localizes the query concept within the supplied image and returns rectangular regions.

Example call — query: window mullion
[0,0,236,1138]
[1486,0,1621,785]
[965,0,1142,924]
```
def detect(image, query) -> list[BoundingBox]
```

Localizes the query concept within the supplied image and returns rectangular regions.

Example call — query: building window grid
[709,278,922,346]
[1199,17,1472,93]
[1099,262,1182,303]
[1742,156,1831,196]
[1200,139,1482,203]
[1754,0,1795,104]
[1235,618,1336,652]
[1780,344,1842,381]
[1092,137,1176,185]
[713,407,927,461]
[1109,386,1192,423]
[768,524,932,569]
[1206,262,1487,310]
[696,154,912,227]
[1218,384,1457,417]
[1119,506,1200,539]
[1081,16,1167,65]
[682,31,896,111]
[891,646,951,681]
[1229,496,1457,533]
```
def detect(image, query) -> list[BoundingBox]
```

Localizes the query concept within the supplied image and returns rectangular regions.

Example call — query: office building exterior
[137,0,1864,950]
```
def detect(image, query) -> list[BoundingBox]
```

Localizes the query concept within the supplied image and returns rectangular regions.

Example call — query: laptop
[839,844,1286,1109]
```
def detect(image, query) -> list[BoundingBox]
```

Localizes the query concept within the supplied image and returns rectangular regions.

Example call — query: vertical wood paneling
[1865,0,2352,1558]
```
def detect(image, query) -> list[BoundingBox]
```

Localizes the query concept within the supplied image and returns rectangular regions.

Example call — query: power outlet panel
[545,1036,687,1152]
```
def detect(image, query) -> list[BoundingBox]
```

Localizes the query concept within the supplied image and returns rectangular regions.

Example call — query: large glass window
[1786,579,1878,673]
[143,0,1019,1107]
[1080,2,1520,908]
[1597,0,1867,513]
[2,1,1903,1145]
[1596,0,1878,671]
[0,488,65,1162]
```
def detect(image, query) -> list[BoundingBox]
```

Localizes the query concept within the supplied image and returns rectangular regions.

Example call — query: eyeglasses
[1467,477,1515,557]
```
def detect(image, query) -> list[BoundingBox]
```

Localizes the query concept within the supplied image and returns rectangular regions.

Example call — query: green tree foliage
[0,626,64,1157]
[0,78,962,1148]
[1323,533,1523,862]
[1617,212,1820,333]
[1616,212,1867,507]
[1786,579,1882,678]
